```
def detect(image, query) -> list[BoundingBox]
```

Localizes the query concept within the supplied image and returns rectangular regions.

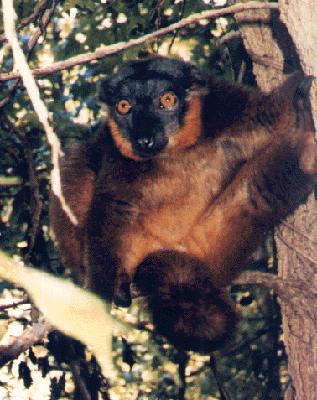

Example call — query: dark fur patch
[134,250,237,352]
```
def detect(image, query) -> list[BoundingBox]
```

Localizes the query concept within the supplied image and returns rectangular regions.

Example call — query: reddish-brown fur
[167,96,203,152]
[50,70,317,352]
[49,141,94,282]
[108,118,144,161]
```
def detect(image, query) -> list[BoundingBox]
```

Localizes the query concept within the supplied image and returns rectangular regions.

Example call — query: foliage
[0,0,287,398]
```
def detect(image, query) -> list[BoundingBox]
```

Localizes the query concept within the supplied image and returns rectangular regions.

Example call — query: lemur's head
[99,57,205,160]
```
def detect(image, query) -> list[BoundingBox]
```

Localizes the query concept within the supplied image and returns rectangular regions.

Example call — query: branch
[0,1,278,82]
[234,271,317,323]
[209,355,231,400]
[0,298,29,311]
[0,0,51,43]
[225,328,270,356]
[27,0,59,52]
[215,30,241,47]
[168,0,187,53]
[21,0,50,25]
[69,360,92,400]
[177,350,188,400]
[234,271,317,296]
[0,319,53,367]
[0,0,58,108]
[2,0,78,226]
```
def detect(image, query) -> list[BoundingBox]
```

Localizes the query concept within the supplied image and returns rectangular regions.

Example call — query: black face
[99,57,204,158]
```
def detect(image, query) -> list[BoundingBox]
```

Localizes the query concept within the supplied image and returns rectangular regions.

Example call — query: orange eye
[116,99,132,115]
[160,92,177,109]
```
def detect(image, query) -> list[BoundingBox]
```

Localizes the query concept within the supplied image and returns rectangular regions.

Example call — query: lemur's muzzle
[134,135,168,157]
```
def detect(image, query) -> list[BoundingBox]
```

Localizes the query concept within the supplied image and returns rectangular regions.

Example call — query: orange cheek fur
[167,96,202,152]
[108,118,144,161]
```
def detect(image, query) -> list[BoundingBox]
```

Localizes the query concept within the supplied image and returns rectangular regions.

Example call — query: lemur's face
[99,57,205,160]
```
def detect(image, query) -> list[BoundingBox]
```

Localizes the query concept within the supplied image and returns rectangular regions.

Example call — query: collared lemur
[50,57,317,352]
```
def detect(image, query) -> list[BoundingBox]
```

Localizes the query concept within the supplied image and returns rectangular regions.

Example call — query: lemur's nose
[134,135,168,158]
[137,136,155,150]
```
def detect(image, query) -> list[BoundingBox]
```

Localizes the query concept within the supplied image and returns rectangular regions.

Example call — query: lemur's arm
[49,141,95,282]
[203,72,305,141]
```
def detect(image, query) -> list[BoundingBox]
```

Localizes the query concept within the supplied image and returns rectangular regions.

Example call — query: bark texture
[279,0,317,131]
[278,3,317,399]
[236,3,317,399]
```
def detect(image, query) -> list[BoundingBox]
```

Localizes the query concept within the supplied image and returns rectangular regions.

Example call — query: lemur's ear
[98,77,113,104]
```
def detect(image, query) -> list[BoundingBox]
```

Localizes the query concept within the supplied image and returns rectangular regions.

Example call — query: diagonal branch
[0,319,53,368]
[0,1,59,112]
[0,1,278,82]
[0,0,51,43]
[2,0,78,226]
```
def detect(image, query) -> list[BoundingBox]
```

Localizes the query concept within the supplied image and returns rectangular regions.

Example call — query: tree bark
[276,3,317,399]
[236,3,317,399]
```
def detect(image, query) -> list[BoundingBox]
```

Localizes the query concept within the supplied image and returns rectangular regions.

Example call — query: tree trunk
[236,2,317,399]
[276,3,317,399]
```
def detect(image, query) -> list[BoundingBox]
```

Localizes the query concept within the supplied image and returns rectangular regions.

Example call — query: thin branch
[21,0,50,27]
[2,0,78,226]
[0,0,50,43]
[235,13,273,25]
[232,271,305,292]
[27,0,59,52]
[168,0,187,53]
[69,360,92,400]
[0,1,278,82]
[209,355,231,400]
[0,319,53,367]
[177,350,188,400]
[12,2,58,252]
[0,0,59,109]
[215,30,241,47]
[224,328,270,356]
[0,298,29,311]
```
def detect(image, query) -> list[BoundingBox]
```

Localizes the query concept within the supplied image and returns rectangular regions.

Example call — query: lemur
[50,57,317,351]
